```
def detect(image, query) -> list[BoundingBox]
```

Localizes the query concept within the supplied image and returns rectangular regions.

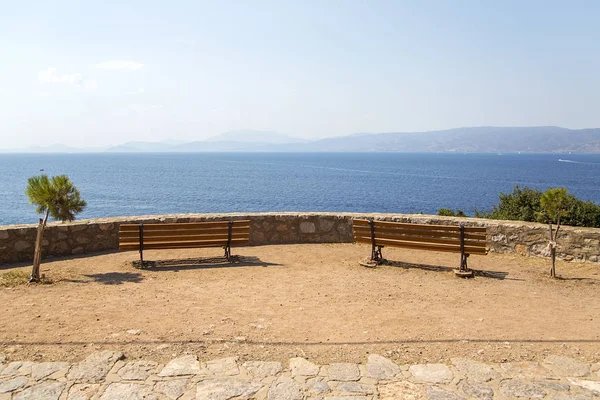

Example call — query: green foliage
[536,188,574,225]
[478,185,600,228]
[437,208,455,216]
[477,185,542,221]
[437,208,466,217]
[26,175,87,222]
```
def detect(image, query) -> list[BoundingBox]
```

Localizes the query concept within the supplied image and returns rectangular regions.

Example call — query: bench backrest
[352,219,487,255]
[119,220,251,251]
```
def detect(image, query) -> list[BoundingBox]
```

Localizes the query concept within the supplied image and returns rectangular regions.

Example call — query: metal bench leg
[455,224,473,277]
[368,220,384,263]
[460,253,469,271]
[224,221,233,262]
[372,245,383,263]
[139,223,144,265]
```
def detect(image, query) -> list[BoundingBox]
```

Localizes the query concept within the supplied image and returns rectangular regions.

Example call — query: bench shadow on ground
[383,260,513,281]
[138,255,281,272]
[555,275,600,285]
[63,272,144,285]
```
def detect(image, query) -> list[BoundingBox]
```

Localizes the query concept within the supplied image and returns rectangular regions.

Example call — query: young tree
[26,175,86,282]
[536,188,574,278]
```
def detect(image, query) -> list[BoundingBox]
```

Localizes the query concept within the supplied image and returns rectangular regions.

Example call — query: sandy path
[1,243,599,364]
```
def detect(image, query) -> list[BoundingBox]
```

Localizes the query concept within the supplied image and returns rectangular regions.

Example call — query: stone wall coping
[2,212,599,234]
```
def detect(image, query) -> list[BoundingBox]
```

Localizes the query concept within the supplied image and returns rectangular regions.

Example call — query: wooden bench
[119,220,250,265]
[352,219,487,274]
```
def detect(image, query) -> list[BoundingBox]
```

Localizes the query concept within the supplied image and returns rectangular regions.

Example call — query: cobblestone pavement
[0,352,599,399]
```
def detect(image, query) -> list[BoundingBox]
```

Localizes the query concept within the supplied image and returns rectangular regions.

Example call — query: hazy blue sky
[1,0,599,148]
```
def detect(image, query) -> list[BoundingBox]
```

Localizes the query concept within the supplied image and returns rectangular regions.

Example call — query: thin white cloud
[96,60,144,71]
[38,67,83,85]
[38,67,98,90]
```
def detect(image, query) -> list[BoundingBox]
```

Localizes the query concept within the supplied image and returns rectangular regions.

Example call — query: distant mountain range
[3,127,600,153]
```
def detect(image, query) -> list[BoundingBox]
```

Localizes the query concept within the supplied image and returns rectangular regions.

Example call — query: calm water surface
[1,152,600,225]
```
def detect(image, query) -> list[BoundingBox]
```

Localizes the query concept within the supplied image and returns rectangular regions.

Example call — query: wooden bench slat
[353,232,486,248]
[119,227,249,238]
[119,220,251,231]
[353,219,487,233]
[119,233,250,244]
[119,238,249,251]
[354,236,487,255]
[352,226,486,241]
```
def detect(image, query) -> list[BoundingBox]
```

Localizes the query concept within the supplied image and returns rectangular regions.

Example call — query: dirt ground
[1,243,599,365]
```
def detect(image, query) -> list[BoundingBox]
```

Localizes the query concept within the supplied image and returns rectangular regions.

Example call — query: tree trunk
[30,210,49,283]
[550,246,556,278]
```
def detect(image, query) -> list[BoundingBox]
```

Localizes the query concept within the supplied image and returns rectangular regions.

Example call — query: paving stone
[366,354,401,380]
[154,378,190,400]
[290,358,319,377]
[379,380,427,400]
[333,381,375,394]
[0,361,34,377]
[537,381,571,392]
[196,378,263,400]
[13,381,66,400]
[67,351,124,383]
[30,362,70,381]
[243,361,282,379]
[206,357,239,376]
[66,383,100,400]
[268,376,303,400]
[567,378,600,395]
[99,382,157,400]
[452,358,500,383]
[550,395,593,400]
[0,376,28,393]
[117,360,158,380]
[544,356,590,378]
[306,377,330,394]
[328,363,360,381]
[427,386,465,400]
[409,364,454,384]
[324,397,371,400]
[500,362,554,379]
[500,380,547,398]
[158,355,201,377]
[460,380,494,400]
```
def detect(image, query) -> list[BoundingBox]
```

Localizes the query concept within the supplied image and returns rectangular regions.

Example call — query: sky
[1,0,599,149]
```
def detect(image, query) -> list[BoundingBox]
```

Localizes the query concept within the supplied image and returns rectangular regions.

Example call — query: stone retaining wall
[1,213,599,265]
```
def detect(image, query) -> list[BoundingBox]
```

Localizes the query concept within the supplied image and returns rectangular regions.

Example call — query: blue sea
[2,152,600,226]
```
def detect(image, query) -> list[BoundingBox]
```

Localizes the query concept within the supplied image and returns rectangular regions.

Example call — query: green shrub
[478,185,600,228]
[437,208,466,217]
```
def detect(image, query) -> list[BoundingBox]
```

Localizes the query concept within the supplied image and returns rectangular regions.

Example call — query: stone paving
[0,351,599,399]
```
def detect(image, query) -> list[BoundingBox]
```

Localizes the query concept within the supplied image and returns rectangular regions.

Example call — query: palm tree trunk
[550,246,556,278]
[30,210,49,282]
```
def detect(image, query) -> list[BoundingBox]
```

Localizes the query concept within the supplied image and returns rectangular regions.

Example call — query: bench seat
[119,220,250,264]
[352,219,487,273]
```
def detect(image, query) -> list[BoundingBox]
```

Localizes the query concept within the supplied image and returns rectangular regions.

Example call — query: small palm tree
[26,175,86,282]
[536,187,574,278]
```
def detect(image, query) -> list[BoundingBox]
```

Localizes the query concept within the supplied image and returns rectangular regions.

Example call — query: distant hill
[204,130,307,144]
[277,126,600,153]
[3,127,600,153]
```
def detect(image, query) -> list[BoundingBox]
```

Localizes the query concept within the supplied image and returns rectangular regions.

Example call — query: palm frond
[26,174,86,223]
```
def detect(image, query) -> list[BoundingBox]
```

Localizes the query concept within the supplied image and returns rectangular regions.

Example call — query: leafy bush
[437,208,466,217]
[477,185,600,228]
